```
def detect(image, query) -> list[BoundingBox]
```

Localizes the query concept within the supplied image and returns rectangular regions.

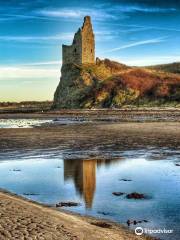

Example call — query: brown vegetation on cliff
[53,59,180,109]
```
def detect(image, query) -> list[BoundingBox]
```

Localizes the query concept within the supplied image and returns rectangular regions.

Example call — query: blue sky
[0,0,180,101]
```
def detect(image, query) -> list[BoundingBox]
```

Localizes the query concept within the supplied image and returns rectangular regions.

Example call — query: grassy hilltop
[53,59,180,109]
[147,62,180,74]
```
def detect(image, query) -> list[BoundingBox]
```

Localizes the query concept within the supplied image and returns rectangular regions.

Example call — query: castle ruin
[62,16,95,65]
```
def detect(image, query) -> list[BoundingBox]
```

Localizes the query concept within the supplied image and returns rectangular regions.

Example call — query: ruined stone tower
[62,16,95,65]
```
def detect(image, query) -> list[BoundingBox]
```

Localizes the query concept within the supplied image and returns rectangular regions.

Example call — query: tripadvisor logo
[135,227,173,236]
[135,227,143,235]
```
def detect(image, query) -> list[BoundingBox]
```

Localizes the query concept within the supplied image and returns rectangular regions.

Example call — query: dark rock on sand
[53,118,60,122]
[97,211,110,216]
[127,220,131,226]
[119,179,132,182]
[127,219,148,226]
[23,193,39,196]
[126,192,146,199]
[112,192,125,196]
[56,202,80,207]
[91,221,112,228]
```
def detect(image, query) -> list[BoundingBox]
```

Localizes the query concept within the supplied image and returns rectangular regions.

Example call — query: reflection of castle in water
[64,158,122,209]
[64,159,96,209]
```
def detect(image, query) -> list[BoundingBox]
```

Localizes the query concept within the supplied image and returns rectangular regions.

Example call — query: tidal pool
[0,148,179,239]
[0,119,52,128]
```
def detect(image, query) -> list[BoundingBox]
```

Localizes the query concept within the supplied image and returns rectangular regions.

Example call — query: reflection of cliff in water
[64,157,124,208]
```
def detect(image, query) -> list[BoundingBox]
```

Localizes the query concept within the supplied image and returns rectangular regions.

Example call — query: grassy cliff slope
[53,59,180,109]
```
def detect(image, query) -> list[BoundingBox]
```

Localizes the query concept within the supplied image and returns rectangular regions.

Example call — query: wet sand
[0,122,179,151]
[0,191,152,240]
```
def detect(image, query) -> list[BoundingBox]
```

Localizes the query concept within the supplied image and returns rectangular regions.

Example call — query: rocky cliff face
[53,58,180,109]
[53,59,129,108]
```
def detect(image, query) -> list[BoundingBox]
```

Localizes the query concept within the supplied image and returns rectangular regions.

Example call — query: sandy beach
[0,121,180,151]
[0,190,153,240]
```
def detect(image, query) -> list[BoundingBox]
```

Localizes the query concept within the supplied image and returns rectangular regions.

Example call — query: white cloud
[34,5,177,22]
[0,66,60,81]
[0,3,177,23]
[37,8,120,21]
[38,9,85,18]
[0,13,49,22]
[103,37,166,53]
[22,61,61,66]
[111,55,180,66]
[112,5,176,13]
[0,63,60,101]
[0,33,73,42]
[0,30,121,44]
[115,23,180,33]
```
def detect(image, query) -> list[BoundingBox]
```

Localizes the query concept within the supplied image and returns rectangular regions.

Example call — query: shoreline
[0,107,180,118]
[0,109,180,126]
[0,189,153,240]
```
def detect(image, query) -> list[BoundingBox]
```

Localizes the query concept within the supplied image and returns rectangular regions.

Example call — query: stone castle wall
[62,16,95,65]
[62,29,82,65]
[81,16,95,64]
